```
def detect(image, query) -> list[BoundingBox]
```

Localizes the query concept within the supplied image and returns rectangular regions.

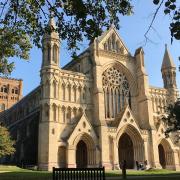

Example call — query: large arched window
[102,66,131,119]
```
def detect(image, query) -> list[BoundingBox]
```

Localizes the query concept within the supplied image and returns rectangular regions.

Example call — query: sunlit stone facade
[0,20,180,171]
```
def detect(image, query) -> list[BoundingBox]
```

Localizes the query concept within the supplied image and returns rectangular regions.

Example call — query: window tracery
[102,67,131,119]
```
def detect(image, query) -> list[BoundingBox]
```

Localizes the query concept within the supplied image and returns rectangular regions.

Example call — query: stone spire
[161,44,176,70]
[161,44,177,89]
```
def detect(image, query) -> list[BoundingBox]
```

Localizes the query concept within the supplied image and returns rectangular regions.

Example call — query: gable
[62,113,98,146]
[98,26,129,55]
[116,105,141,133]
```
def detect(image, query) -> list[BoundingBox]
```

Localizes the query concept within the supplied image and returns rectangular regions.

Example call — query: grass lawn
[0,166,51,180]
[0,165,180,180]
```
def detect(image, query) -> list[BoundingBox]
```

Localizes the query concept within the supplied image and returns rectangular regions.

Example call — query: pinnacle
[48,15,56,29]
[161,44,176,70]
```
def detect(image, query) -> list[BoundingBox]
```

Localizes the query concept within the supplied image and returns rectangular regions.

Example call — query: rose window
[102,67,131,119]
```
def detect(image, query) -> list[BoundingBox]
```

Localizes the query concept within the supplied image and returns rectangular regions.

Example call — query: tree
[0,125,15,157]
[162,99,180,142]
[0,0,179,75]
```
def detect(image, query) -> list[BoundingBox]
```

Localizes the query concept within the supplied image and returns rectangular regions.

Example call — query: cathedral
[0,18,180,171]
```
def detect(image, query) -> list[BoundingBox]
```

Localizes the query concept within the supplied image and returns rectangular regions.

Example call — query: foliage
[0,27,32,75]
[162,99,180,142]
[0,125,15,157]
[0,0,179,74]
[153,0,180,42]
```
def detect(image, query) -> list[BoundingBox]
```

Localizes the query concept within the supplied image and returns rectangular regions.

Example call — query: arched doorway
[76,140,87,168]
[158,144,166,169]
[118,133,134,169]
[158,139,175,169]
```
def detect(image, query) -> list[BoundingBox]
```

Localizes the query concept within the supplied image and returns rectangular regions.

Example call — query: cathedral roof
[161,44,176,70]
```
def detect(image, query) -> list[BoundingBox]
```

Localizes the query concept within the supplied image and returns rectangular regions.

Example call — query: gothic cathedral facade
[0,18,180,171]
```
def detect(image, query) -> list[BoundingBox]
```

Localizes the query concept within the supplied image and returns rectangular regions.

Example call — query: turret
[38,16,61,171]
[41,16,60,68]
[161,44,177,89]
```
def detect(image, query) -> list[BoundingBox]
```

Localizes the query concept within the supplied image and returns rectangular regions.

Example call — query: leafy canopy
[0,0,179,74]
[162,99,180,142]
[0,125,15,157]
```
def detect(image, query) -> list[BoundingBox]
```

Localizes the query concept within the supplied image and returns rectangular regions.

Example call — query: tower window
[53,44,58,63]
[47,44,51,62]
[15,89,19,94]
[1,85,8,93]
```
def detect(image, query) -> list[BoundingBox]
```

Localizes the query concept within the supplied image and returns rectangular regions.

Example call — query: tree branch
[144,0,164,44]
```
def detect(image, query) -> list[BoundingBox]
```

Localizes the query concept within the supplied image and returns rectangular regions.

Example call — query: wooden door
[76,140,88,168]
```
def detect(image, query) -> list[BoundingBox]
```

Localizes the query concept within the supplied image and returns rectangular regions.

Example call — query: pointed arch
[73,133,96,168]
[52,103,57,122]
[112,33,116,50]
[158,138,175,169]
[67,84,71,101]
[62,83,66,101]
[47,43,51,62]
[53,44,58,63]
[72,85,77,102]
[44,103,49,121]
[66,106,72,123]
[61,106,66,123]
[44,81,49,98]
[52,80,57,98]
[117,124,145,168]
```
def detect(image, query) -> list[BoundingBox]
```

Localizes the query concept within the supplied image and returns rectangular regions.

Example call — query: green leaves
[0,0,179,75]
[0,125,15,158]
[0,0,134,74]
[0,27,32,75]
[153,0,179,46]
[162,99,180,142]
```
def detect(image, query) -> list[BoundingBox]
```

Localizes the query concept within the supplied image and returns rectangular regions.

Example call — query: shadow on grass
[0,171,52,180]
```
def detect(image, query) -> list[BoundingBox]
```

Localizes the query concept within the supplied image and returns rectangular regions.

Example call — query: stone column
[173,150,180,170]
[114,138,120,169]
[150,130,161,168]
[143,136,151,169]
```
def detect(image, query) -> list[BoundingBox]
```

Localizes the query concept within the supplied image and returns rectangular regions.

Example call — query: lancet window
[102,67,131,119]
[53,44,58,63]
[103,33,122,53]
[47,44,51,62]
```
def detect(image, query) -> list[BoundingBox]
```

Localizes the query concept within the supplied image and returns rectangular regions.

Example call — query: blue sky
[10,1,180,96]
